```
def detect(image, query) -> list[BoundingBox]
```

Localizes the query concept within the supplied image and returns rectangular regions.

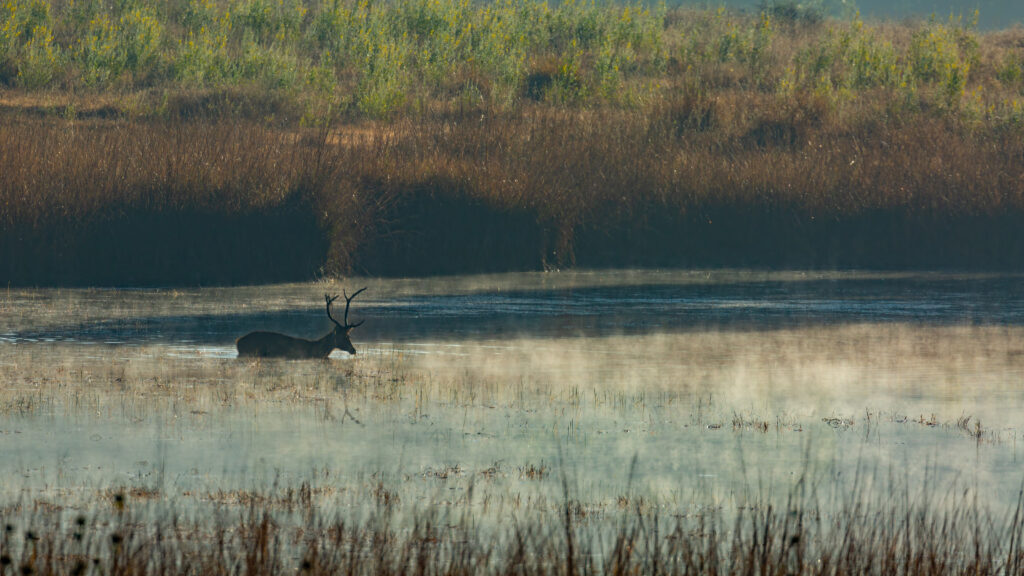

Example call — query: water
[5,270,1024,345]
[1,269,1023,526]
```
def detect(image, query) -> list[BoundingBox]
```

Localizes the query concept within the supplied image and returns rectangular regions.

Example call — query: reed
[3,103,1023,284]
[0,475,1022,575]
[2,2,1024,284]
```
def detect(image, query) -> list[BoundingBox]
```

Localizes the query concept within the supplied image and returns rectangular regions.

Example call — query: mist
[680,0,1023,29]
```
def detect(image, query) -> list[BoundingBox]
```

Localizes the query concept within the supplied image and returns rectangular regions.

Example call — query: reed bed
[1,475,1022,575]
[1,1,1024,283]
[3,106,1023,284]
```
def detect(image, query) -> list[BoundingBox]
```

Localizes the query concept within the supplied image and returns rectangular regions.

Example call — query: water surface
[1,270,1022,525]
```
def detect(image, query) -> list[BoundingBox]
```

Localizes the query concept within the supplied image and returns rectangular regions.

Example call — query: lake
[1,269,1023,569]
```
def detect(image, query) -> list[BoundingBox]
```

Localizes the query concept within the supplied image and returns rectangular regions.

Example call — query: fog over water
[1,270,1022,529]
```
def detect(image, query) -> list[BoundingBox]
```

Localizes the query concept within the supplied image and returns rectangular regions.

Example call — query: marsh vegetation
[2,1,1024,283]
[1,271,1023,573]
[3,0,1024,570]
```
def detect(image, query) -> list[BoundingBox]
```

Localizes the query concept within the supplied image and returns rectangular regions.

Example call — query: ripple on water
[1,270,1023,522]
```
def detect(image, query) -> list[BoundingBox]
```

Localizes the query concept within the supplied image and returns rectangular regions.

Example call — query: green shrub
[18,23,60,87]
[239,38,302,89]
[357,36,412,118]
[175,14,233,84]
[180,0,218,33]
[794,17,900,92]
[908,16,978,106]
[233,0,306,44]
[996,53,1022,86]
[77,6,162,86]
[1,0,53,84]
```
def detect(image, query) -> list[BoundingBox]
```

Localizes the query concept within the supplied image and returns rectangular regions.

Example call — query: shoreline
[2,3,1023,285]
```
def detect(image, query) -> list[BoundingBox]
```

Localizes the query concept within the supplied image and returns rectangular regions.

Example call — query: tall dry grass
[2,5,1024,284]
[1,476,1022,575]
[2,96,1023,284]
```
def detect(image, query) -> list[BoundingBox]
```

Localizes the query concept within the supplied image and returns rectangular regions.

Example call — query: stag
[236,289,367,359]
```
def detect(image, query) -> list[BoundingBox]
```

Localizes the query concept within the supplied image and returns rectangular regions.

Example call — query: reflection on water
[0,269,1023,524]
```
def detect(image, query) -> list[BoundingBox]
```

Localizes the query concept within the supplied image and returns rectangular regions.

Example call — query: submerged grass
[0,3,1023,283]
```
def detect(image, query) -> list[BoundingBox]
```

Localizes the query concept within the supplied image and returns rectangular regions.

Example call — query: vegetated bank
[1,0,1023,285]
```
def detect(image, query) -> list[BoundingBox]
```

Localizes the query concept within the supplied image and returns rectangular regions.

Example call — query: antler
[325,294,342,328]
[342,287,367,329]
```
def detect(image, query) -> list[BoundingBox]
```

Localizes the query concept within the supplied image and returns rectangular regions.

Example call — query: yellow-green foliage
[676,6,774,85]
[234,0,306,42]
[176,12,232,84]
[77,6,162,86]
[845,36,899,88]
[0,0,49,52]
[551,37,583,102]
[996,53,1022,87]
[240,37,303,88]
[595,4,664,99]
[181,0,219,32]
[357,35,412,117]
[791,16,900,93]
[464,0,537,104]
[717,12,773,70]
[1,0,51,83]
[908,16,978,105]
[1005,99,1024,125]
[18,23,59,87]
[0,0,1018,121]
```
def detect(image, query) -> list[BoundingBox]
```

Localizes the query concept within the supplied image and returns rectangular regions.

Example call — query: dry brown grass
[2,11,1024,284]
[0,479,1022,576]
[1,102,1023,284]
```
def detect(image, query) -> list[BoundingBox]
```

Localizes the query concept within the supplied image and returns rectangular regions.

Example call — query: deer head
[325,288,366,355]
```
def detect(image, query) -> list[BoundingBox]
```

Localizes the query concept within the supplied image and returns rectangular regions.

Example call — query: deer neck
[313,330,338,357]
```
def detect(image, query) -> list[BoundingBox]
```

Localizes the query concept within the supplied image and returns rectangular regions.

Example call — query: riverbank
[2,2,1023,285]
[3,109,1023,285]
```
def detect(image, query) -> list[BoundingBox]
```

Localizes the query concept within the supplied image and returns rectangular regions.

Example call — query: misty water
[1,269,1023,529]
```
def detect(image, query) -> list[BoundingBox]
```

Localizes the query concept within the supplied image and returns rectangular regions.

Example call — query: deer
[236,288,367,359]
